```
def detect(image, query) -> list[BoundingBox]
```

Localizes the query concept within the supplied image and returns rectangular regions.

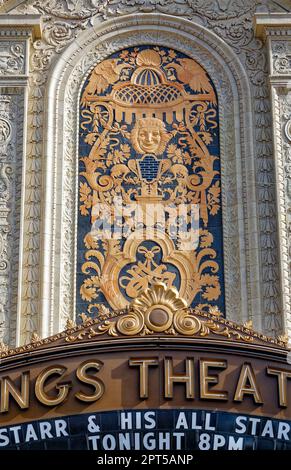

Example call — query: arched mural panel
[77,45,225,319]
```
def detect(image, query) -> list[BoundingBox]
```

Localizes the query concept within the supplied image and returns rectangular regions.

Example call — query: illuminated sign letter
[129,358,159,398]
[35,366,70,406]
[164,357,194,399]
[200,359,228,400]
[75,360,104,402]
[234,363,263,404]
[0,372,30,413]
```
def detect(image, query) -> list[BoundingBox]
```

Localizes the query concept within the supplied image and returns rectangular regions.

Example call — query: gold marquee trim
[64,283,286,345]
[0,283,289,359]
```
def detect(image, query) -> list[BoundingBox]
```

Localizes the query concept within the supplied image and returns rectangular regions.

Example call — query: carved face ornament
[131,117,170,155]
[138,126,161,154]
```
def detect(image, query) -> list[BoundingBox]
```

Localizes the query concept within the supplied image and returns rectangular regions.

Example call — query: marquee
[0,283,290,451]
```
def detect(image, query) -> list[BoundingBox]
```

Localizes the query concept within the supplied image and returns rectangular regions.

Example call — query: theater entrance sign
[0,284,290,451]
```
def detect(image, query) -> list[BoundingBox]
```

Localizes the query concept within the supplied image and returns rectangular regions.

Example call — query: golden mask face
[138,127,161,153]
[131,117,170,155]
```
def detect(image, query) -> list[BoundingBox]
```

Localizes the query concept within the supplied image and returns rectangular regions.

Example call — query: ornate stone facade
[0,18,40,346]
[254,15,291,339]
[0,91,23,345]
[0,1,289,345]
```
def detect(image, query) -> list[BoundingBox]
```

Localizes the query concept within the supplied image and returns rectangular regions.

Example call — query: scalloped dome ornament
[82,48,216,123]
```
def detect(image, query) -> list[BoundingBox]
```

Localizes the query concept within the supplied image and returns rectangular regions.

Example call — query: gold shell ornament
[136,49,161,67]
[131,282,187,333]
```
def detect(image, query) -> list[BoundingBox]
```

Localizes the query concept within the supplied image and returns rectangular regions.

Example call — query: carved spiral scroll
[116,310,144,335]
[173,308,202,335]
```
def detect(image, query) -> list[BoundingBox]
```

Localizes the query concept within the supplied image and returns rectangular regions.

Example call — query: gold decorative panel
[77,46,225,319]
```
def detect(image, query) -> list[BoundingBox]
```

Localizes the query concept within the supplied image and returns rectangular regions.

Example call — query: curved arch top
[39,13,261,337]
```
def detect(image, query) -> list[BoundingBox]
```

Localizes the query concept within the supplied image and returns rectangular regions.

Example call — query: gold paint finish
[75,360,105,402]
[234,363,263,404]
[0,349,291,425]
[129,357,159,399]
[199,359,228,400]
[68,282,255,341]
[131,117,170,155]
[164,357,195,399]
[267,368,291,408]
[34,366,70,407]
[0,372,30,413]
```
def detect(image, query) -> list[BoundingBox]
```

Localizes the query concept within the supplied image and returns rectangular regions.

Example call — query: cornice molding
[254,12,291,38]
[0,14,42,39]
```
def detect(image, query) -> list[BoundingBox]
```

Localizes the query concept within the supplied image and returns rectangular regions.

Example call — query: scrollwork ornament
[105,0,192,17]
[173,308,201,335]
[6,0,291,20]
[16,0,108,20]
[0,233,3,258]
[116,311,144,336]
[43,21,79,53]
[0,259,8,272]
[63,282,265,344]
[17,1,103,343]
[279,91,291,329]
[0,118,11,146]
[186,0,255,21]
[0,42,25,76]
[56,24,261,333]
[207,5,282,334]
[285,120,291,142]
[0,92,21,345]
[272,40,291,75]
[274,57,291,74]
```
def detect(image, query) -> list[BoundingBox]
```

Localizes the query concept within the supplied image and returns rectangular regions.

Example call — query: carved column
[0,15,41,346]
[255,13,291,338]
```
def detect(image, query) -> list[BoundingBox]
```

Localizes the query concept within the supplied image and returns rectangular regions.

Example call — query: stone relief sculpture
[0,93,23,346]
[77,46,224,317]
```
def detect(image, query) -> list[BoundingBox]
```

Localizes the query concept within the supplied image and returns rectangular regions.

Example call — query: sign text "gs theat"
[0,357,291,413]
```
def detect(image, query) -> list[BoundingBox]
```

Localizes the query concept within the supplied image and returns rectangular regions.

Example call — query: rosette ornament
[128,282,188,333]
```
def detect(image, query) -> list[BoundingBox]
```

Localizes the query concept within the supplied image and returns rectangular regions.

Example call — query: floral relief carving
[105,0,192,16]
[285,119,291,142]
[272,41,291,74]
[280,92,291,304]
[0,93,22,346]
[12,0,106,19]
[0,97,12,160]
[5,0,291,18]
[37,0,108,20]
[203,8,282,334]
[0,119,11,145]
[42,19,277,330]
[77,46,224,316]
[16,5,97,344]
[0,42,25,75]
[186,0,254,20]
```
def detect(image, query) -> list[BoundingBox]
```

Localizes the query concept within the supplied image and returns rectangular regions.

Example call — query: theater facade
[0,0,291,451]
